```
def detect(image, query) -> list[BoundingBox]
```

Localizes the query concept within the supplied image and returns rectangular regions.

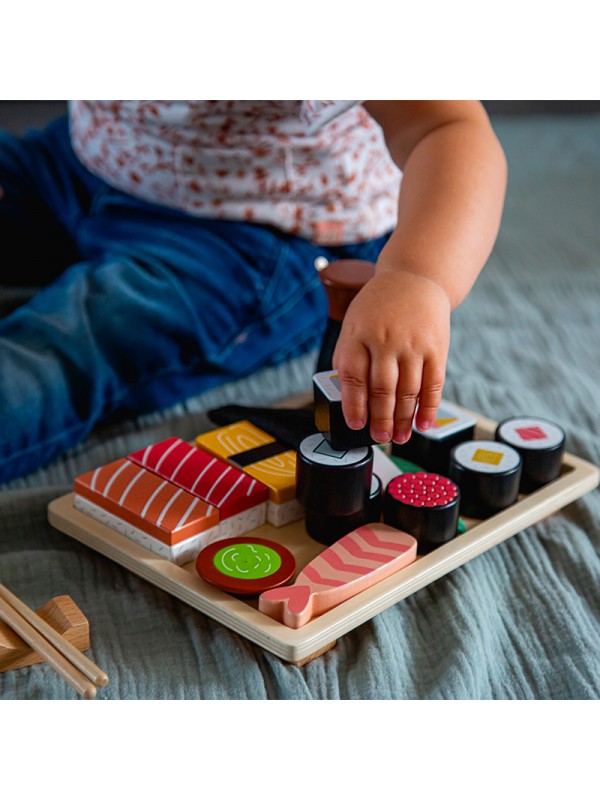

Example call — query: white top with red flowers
[68,100,401,245]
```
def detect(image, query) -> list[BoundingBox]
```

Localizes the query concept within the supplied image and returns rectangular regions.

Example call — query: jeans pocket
[214,236,328,371]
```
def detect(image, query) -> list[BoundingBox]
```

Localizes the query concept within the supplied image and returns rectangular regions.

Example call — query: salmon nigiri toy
[258,523,417,628]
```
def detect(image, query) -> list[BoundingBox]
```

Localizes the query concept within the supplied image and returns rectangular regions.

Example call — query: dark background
[1,100,600,135]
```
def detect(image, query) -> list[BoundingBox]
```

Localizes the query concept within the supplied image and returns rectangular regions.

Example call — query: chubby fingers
[367,356,400,443]
[336,354,400,443]
[414,359,445,433]
[333,339,371,433]
[334,342,417,444]
[391,357,423,444]
[334,346,446,445]
[392,357,446,442]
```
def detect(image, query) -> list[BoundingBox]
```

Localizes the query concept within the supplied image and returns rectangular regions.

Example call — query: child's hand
[331,100,507,445]
[332,269,451,445]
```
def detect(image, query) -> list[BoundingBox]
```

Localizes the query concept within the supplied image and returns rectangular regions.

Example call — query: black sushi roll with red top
[495,416,566,492]
[383,472,460,553]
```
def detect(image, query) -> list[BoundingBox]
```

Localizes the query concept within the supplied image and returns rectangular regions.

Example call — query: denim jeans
[0,117,390,483]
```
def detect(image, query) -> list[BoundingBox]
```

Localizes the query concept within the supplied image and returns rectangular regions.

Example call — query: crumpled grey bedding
[1,114,599,699]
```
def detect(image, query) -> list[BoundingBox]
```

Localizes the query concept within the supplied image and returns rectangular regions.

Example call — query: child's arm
[333,100,507,445]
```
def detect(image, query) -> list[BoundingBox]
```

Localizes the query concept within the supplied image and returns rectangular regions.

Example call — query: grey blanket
[1,114,599,699]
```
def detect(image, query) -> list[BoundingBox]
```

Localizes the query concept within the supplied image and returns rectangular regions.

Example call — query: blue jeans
[0,117,390,484]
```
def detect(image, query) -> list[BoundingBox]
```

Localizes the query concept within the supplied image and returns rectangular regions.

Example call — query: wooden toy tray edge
[47,407,600,664]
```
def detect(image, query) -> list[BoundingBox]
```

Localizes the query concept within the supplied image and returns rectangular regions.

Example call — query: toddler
[0,100,506,484]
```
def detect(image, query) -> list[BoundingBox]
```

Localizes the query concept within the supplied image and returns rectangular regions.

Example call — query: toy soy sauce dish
[195,537,296,596]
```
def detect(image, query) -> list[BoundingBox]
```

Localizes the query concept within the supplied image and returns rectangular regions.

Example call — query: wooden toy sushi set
[48,374,599,664]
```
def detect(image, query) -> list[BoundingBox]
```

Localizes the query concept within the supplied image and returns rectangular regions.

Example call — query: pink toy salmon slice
[258,523,417,628]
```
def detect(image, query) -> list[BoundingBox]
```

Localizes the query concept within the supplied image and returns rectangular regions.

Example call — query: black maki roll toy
[391,400,476,476]
[383,472,460,553]
[495,416,565,492]
[449,440,522,518]
[313,369,375,450]
[296,433,373,545]
[366,473,383,523]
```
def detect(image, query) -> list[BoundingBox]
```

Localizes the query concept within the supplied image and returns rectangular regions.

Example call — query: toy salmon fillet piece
[258,523,417,628]
[73,458,220,565]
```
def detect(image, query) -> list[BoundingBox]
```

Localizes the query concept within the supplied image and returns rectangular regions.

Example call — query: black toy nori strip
[229,441,288,467]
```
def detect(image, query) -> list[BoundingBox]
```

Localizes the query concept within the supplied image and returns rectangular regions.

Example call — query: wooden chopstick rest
[0,595,97,699]
[0,584,108,688]
[0,595,89,673]
[0,584,109,698]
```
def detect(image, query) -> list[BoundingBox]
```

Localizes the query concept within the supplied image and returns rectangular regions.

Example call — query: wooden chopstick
[0,595,96,699]
[0,583,108,697]
[0,583,108,688]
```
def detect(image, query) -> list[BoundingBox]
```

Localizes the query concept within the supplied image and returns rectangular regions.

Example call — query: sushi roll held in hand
[313,369,376,449]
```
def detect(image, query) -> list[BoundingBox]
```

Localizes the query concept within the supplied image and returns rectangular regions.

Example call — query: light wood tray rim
[47,405,600,663]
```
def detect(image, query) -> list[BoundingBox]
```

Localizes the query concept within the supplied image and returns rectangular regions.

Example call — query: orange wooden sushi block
[74,458,221,564]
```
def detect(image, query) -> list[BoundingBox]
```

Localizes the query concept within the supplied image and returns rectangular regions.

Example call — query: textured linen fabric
[1,114,599,699]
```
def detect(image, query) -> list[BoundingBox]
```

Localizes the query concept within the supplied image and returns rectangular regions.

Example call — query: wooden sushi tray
[47,403,599,664]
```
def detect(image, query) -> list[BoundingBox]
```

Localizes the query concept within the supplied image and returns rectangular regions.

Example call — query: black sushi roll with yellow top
[449,440,522,518]
[391,400,476,476]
